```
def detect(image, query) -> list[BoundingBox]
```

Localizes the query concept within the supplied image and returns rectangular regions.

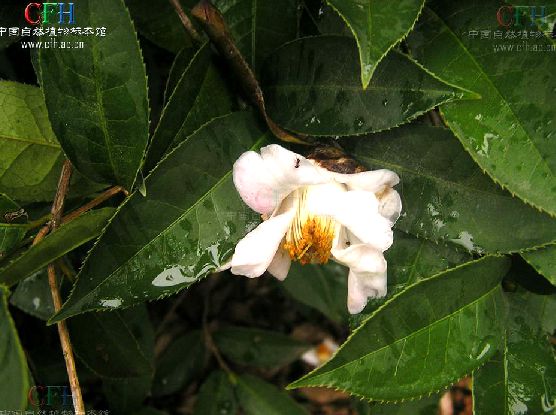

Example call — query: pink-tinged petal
[347,269,387,314]
[332,169,399,193]
[231,208,295,278]
[379,188,402,224]
[267,249,291,281]
[314,190,393,252]
[233,151,281,215]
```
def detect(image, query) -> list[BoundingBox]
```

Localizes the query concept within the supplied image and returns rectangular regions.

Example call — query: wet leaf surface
[289,256,510,401]
[346,124,556,253]
[51,112,268,322]
[407,3,556,216]
[473,290,556,414]
[325,0,425,88]
[261,36,470,137]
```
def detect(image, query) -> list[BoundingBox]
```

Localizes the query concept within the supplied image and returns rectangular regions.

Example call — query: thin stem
[169,0,203,43]
[62,185,127,224]
[428,108,446,127]
[46,160,86,415]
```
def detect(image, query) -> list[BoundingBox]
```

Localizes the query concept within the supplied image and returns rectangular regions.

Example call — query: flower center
[283,185,339,265]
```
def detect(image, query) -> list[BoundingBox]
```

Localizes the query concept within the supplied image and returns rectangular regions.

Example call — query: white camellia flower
[230,144,401,314]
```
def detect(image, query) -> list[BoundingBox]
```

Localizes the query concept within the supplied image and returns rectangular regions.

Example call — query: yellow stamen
[283,188,337,265]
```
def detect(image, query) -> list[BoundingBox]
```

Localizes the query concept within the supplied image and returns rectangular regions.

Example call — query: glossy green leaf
[213,326,310,368]
[213,0,299,74]
[407,4,556,216]
[37,0,149,190]
[473,290,556,414]
[69,309,152,378]
[345,124,556,253]
[352,231,471,326]
[0,81,67,202]
[194,371,238,415]
[237,374,308,415]
[153,330,206,397]
[10,269,56,321]
[521,245,556,287]
[282,261,349,323]
[0,208,115,287]
[51,112,268,322]
[0,286,31,410]
[261,36,470,137]
[145,44,234,172]
[125,0,195,53]
[325,0,425,89]
[289,256,510,401]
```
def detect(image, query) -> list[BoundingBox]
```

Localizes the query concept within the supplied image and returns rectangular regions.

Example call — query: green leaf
[325,0,425,89]
[194,371,238,415]
[37,0,149,190]
[125,0,195,53]
[352,231,472,326]
[0,224,27,262]
[0,208,115,287]
[345,124,556,253]
[0,81,78,203]
[237,374,308,415]
[145,44,234,172]
[164,47,197,102]
[0,194,26,261]
[69,309,152,378]
[213,326,310,368]
[153,330,206,397]
[0,286,31,410]
[407,4,556,216]
[473,290,556,414]
[282,261,349,323]
[261,35,470,137]
[51,112,268,322]
[10,269,56,321]
[289,256,510,401]
[521,245,556,287]
[213,0,299,74]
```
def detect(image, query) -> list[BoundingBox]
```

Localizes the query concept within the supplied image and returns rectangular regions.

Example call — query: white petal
[266,249,291,281]
[233,151,282,215]
[331,236,388,314]
[314,190,393,252]
[331,243,387,275]
[378,188,402,224]
[333,169,399,193]
[259,144,332,188]
[231,208,294,278]
[347,269,387,314]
